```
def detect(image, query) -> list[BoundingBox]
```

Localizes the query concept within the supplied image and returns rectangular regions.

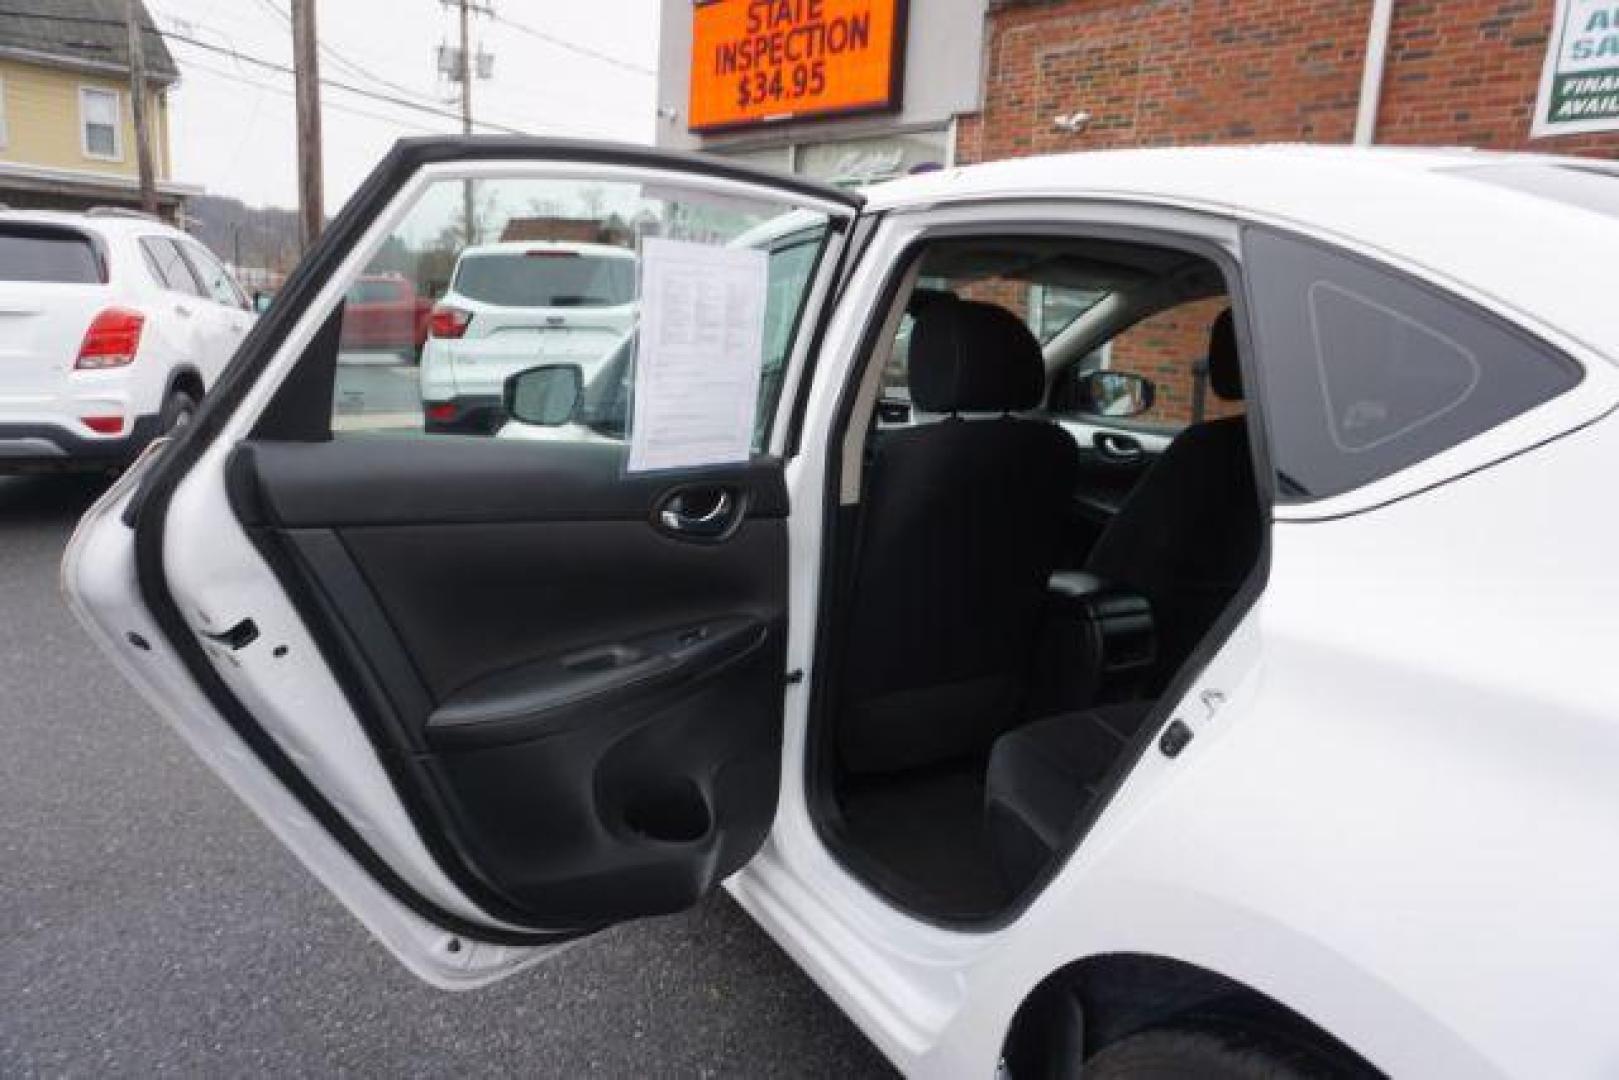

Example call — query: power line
[181,55,440,134]
[167,28,609,139]
[166,32,531,133]
[487,10,654,78]
[0,7,534,134]
[246,0,440,106]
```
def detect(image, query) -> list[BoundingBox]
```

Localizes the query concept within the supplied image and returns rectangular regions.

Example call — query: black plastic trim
[784,209,885,459]
[0,415,162,471]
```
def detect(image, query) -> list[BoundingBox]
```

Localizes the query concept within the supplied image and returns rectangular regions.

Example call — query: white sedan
[66,142,1618,1079]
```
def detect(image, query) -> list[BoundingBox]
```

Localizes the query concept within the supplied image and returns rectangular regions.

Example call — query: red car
[339,273,431,360]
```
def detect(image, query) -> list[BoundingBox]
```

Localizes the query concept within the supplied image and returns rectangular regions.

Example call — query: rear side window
[0,225,105,283]
[1244,227,1582,501]
[453,251,635,308]
[181,241,246,308]
[140,237,204,297]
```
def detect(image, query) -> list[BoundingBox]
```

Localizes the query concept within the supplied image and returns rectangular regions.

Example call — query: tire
[159,388,199,435]
[1085,1026,1342,1080]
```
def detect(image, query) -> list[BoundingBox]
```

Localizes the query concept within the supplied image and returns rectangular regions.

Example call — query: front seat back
[838,300,1080,776]
[1085,309,1261,689]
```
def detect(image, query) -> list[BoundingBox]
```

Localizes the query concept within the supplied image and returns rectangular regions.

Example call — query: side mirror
[1069,370,1155,419]
[504,363,583,427]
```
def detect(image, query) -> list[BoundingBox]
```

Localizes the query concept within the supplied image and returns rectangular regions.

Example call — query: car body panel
[0,212,252,469]
[62,142,1619,1074]
[722,175,1619,1077]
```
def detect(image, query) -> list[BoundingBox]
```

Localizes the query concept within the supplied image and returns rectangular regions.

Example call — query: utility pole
[291,0,324,251]
[457,0,474,138]
[455,0,476,245]
[125,0,157,217]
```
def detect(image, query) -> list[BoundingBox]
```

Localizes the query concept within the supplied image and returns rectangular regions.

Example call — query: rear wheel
[159,388,199,435]
[1085,1026,1343,1079]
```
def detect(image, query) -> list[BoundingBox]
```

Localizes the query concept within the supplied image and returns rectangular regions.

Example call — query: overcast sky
[149,0,661,211]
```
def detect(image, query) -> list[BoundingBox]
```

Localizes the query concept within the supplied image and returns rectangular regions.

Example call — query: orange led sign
[688,0,906,133]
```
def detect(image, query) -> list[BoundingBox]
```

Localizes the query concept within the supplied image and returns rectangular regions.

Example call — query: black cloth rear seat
[837,299,1079,776]
[983,702,1155,891]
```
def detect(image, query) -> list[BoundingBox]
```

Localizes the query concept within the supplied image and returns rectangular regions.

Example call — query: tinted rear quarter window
[1244,227,1583,500]
[453,251,635,308]
[0,225,105,283]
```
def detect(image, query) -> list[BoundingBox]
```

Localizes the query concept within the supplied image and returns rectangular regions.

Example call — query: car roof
[863,145,1619,363]
[457,240,633,260]
[0,208,182,238]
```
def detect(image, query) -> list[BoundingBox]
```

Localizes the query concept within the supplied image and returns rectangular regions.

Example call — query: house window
[80,87,121,160]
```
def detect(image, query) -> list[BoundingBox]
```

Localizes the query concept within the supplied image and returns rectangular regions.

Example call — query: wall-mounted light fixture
[1052,111,1092,134]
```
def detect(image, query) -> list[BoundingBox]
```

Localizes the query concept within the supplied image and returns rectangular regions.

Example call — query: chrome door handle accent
[174,304,193,318]
[1095,432,1142,460]
[657,490,737,539]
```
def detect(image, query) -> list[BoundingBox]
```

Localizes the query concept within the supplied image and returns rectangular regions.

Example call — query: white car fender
[934,410,1619,1079]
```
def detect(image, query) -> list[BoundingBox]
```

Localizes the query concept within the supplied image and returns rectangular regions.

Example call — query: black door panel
[425,613,770,750]
[227,437,788,929]
[231,438,789,527]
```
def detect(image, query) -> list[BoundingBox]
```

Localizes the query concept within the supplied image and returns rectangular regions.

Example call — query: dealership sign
[1534,0,1619,135]
[688,0,906,133]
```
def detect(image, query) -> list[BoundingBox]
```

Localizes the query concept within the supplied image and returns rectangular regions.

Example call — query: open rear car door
[63,139,861,987]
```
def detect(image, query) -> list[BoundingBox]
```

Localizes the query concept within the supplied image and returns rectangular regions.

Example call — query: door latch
[201,617,259,651]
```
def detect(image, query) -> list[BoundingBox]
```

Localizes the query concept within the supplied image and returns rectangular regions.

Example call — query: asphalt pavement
[0,472,893,1076]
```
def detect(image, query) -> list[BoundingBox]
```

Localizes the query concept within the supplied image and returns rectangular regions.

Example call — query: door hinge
[784,669,805,685]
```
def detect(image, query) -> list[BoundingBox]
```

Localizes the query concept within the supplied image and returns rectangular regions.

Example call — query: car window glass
[0,225,103,283]
[1244,226,1582,500]
[878,257,1107,415]
[1074,296,1235,431]
[451,251,635,308]
[140,238,205,297]
[325,174,833,448]
[346,279,405,304]
[182,241,245,307]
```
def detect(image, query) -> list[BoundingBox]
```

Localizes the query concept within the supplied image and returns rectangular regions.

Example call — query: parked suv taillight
[75,308,146,369]
[429,304,472,339]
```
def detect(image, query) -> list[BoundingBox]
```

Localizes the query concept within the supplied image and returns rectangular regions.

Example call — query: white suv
[0,208,252,473]
[418,240,635,433]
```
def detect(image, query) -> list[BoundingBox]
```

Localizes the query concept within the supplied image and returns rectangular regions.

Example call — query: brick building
[949,0,1617,422]
[957,0,1619,163]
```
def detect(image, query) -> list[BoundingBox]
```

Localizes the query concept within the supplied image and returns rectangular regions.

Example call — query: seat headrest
[1208,308,1243,402]
[908,299,1045,414]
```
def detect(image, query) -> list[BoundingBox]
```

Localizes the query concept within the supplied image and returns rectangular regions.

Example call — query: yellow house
[0,1,196,220]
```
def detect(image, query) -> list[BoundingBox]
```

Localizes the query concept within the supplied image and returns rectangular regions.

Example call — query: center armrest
[1028,572,1156,716]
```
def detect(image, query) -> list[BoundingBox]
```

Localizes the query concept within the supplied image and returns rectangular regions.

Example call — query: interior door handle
[657,489,738,540]
[1095,432,1143,461]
